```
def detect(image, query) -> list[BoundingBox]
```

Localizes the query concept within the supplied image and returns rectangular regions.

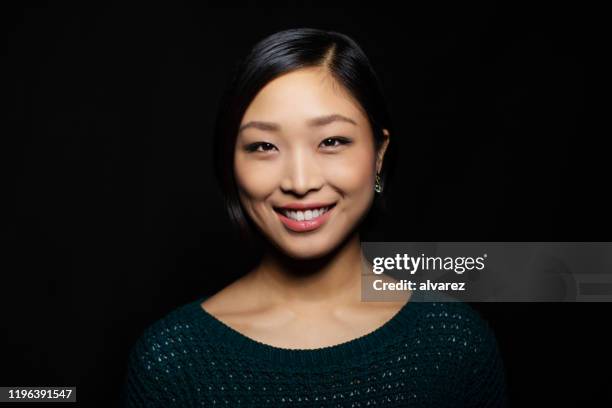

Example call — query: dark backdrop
[3,2,609,407]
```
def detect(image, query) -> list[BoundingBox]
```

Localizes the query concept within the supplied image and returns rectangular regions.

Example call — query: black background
[2,2,609,407]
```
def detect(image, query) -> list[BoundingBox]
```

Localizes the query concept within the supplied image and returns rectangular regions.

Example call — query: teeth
[281,206,331,221]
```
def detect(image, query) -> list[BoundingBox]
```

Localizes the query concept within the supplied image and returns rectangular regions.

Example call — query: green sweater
[122,291,508,407]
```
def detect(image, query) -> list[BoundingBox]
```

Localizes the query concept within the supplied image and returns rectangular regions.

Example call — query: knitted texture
[121,292,508,407]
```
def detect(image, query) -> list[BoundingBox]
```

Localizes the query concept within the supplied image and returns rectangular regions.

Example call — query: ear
[376,129,390,174]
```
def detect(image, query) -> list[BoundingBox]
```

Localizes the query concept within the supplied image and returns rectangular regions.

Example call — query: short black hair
[212,27,397,248]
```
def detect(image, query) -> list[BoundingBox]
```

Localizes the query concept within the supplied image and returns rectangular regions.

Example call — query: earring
[375,173,383,193]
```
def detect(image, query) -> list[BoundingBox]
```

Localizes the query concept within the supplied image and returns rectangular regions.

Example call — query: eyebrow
[238,114,358,134]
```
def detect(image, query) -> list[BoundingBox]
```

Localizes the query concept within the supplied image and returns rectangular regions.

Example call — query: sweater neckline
[188,290,423,367]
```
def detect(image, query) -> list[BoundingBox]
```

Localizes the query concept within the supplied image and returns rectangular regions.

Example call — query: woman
[122,28,508,407]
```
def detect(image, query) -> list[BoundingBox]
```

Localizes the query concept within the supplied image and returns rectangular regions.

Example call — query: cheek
[234,156,278,200]
[326,147,376,193]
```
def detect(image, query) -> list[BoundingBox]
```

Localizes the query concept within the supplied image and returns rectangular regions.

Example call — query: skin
[201,66,412,349]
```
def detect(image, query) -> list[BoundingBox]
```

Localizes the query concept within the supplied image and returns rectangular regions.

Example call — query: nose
[279,149,324,196]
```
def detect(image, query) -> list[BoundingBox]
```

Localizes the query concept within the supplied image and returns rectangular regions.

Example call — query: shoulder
[408,295,508,405]
[200,273,258,317]
[122,300,201,407]
[125,297,210,381]
[413,295,501,355]
[412,292,496,334]
[130,298,203,354]
[405,293,505,375]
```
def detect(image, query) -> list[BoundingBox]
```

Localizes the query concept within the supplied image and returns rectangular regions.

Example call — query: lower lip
[275,206,336,232]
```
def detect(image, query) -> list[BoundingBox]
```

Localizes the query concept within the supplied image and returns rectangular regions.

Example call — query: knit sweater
[121,291,508,407]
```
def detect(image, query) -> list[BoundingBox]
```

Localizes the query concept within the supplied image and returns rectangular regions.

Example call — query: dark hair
[213,27,396,248]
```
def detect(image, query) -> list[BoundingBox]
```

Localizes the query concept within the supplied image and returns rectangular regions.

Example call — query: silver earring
[375,173,383,193]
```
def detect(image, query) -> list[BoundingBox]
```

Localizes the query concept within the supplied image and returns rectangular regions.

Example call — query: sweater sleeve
[459,306,509,407]
[120,328,177,408]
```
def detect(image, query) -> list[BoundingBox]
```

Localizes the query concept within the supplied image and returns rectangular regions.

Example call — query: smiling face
[234,66,389,259]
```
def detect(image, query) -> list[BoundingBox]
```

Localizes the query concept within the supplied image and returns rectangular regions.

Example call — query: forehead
[240,67,368,130]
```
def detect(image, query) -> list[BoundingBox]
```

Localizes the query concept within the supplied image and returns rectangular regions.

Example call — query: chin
[276,230,348,260]
[281,246,333,261]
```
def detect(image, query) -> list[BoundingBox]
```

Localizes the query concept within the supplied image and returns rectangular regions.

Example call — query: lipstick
[274,203,336,232]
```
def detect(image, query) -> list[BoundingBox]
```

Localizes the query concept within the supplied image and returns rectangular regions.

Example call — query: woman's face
[234,67,389,259]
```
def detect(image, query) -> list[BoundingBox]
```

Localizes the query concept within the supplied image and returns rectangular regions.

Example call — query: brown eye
[245,142,277,153]
[320,136,352,148]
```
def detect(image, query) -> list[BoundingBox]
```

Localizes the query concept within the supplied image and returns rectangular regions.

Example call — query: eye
[320,136,352,149]
[245,142,277,153]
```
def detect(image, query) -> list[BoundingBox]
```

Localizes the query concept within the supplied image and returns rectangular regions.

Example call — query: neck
[247,231,369,306]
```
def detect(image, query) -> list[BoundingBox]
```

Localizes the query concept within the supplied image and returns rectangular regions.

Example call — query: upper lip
[274,202,337,211]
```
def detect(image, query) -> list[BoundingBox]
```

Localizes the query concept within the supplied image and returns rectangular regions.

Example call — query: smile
[273,203,337,232]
